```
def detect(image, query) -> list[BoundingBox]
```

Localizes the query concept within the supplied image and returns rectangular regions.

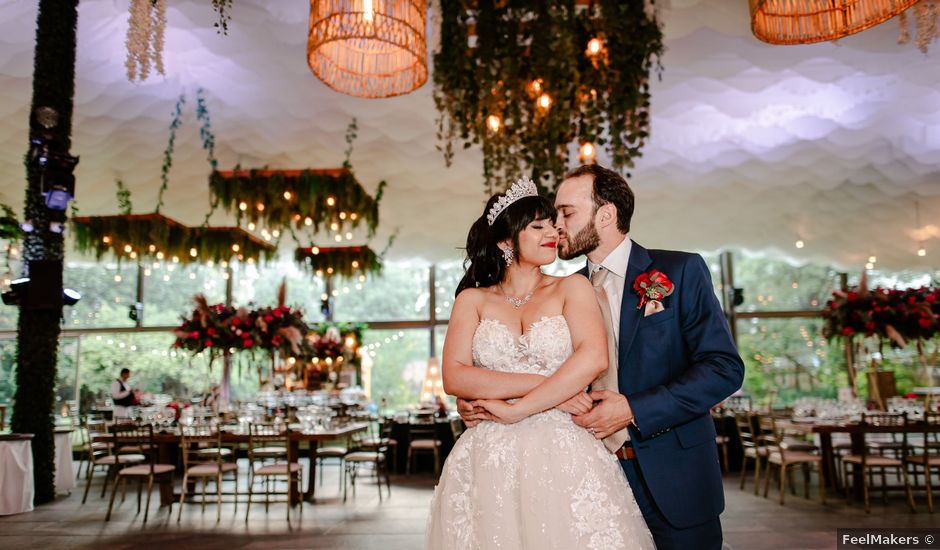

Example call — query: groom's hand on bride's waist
[555,392,593,415]
[572,390,635,440]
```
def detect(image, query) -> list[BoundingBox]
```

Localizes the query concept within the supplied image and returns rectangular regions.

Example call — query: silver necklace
[500,279,542,309]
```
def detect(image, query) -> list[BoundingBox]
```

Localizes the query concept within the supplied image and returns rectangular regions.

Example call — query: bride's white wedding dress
[426,315,654,550]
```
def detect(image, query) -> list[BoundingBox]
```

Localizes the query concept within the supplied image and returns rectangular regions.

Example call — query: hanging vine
[433,0,664,193]
[156,93,185,214]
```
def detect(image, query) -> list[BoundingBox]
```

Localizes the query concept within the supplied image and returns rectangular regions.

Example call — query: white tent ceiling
[0,0,938,271]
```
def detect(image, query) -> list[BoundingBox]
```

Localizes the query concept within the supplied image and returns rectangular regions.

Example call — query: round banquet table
[0,434,34,515]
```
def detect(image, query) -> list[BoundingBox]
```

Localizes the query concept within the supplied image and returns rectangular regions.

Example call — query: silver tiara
[486,176,539,225]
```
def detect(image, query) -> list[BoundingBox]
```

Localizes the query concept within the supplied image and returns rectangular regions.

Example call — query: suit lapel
[618,241,651,369]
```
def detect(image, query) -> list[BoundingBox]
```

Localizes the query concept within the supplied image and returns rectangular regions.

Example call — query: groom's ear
[596,203,616,228]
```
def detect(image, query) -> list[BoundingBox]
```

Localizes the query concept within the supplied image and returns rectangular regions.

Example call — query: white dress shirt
[586,237,632,346]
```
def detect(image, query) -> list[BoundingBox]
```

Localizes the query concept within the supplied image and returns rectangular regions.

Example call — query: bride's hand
[471,399,527,424]
[555,391,593,415]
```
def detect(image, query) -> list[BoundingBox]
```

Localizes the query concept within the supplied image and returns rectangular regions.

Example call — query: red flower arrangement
[823,280,940,345]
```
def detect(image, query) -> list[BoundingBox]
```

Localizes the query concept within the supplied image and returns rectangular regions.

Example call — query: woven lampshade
[308,0,428,98]
[749,0,919,44]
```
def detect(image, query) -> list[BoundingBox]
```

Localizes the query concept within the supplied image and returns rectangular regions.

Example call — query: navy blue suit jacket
[579,240,744,529]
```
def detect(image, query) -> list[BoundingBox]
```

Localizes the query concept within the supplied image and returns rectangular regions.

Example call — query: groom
[553,164,744,549]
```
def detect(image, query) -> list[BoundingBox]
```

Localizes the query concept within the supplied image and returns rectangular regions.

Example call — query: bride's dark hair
[455,192,557,297]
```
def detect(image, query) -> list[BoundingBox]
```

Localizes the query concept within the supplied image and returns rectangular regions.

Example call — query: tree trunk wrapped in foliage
[12,0,79,505]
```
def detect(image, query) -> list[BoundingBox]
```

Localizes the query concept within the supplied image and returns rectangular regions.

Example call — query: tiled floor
[1,461,937,550]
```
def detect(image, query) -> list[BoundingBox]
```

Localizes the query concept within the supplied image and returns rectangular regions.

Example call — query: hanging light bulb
[865,262,874,270]
[586,37,603,57]
[148,244,157,252]
[312,246,320,255]
[190,247,198,257]
[526,78,543,97]
[339,212,347,220]
[868,255,877,264]
[918,245,927,257]
[579,142,596,163]
[114,274,122,282]
[327,267,335,274]
[352,260,360,269]
[283,190,292,200]
[345,232,353,240]
[327,196,336,206]
[486,114,502,133]
[537,93,552,111]
[350,213,358,221]
[304,217,313,226]
[335,235,342,242]
[232,244,240,252]
[330,222,339,231]
[156,251,165,260]
[102,236,111,244]
[795,239,805,249]
[238,201,248,211]
[248,222,256,231]
[123,244,133,253]
[256,202,265,212]
[129,251,137,259]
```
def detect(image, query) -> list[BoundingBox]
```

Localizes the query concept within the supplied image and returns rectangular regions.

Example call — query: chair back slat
[247,422,291,462]
[180,424,222,468]
[112,422,157,469]
[734,412,761,449]
[859,412,908,459]
[924,411,940,459]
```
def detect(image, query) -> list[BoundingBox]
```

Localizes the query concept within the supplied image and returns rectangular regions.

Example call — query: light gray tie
[590,267,629,453]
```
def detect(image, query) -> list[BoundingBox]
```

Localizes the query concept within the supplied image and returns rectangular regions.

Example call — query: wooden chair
[343,421,391,502]
[734,412,766,494]
[842,412,911,513]
[77,416,110,480]
[406,417,442,475]
[177,424,238,522]
[105,423,175,523]
[81,419,145,504]
[760,417,825,505]
[905,411,940,513]
[245,423,302,523]
[713,411,730,475]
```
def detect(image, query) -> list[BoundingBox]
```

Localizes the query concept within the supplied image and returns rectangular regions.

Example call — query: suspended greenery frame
[72,213,276,264]
[294,245,381,280]
[209,168,386,236]
[433,0,664,193]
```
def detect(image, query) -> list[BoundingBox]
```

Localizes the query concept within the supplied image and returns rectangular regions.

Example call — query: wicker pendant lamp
[308,0,428,98]
[749,0,919,44]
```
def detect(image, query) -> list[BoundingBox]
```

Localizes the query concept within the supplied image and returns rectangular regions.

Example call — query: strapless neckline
[478,314,566,347]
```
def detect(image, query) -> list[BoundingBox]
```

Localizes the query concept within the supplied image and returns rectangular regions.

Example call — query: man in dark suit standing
[553,164,744,549]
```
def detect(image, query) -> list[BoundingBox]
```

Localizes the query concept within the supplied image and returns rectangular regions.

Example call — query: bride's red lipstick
[542,242,557,249]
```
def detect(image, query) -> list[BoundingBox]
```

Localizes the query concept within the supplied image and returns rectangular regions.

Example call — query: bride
[426,177,653,550]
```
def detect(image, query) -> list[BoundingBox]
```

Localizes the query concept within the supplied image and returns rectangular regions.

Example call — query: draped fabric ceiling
[0,0,938,271]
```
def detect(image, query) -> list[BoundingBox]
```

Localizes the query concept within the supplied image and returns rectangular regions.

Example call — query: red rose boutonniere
[633,270,674,316]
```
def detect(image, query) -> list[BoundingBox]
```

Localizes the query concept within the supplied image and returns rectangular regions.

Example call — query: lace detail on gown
[426,315,653,550]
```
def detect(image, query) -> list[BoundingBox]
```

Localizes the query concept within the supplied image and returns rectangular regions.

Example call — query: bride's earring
[503,247,514,266]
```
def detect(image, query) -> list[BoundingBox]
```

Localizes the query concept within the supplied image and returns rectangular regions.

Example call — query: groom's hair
[564,164,634,234]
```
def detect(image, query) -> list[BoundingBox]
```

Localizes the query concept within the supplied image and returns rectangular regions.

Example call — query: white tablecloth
[0,439,34,515]
[54,431,75,494]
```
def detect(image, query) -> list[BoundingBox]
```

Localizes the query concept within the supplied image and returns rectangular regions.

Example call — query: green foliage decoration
[71,213,276,264]
[209,168,386,238]
[294,245,381,280]
[433,0,664,193]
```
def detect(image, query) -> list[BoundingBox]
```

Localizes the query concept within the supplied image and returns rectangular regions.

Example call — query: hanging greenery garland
[72,213,276,265]
[433,0,664,193]
[209,168,386,236]
[294,245,381,280]
[156,93,185,213]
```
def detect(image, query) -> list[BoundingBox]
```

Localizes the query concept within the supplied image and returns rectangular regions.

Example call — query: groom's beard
[558,222,600,260]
